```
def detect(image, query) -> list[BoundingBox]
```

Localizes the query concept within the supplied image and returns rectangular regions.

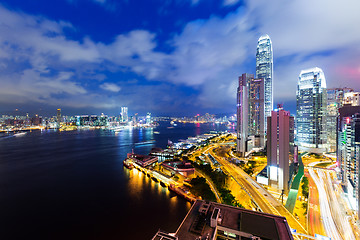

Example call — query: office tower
[296,67,327,153]
[248,78,265,147]
[146,112,151,125]
[121,107,128,123]
[256,34,273,130]
[338,112,360,214]
[236,73,251,156]
[56,108,61,128]
[344,92,360,106]
[337,101,360,183]
[267,107,294,193]
[236,74,265,155]
[326,88,354,152]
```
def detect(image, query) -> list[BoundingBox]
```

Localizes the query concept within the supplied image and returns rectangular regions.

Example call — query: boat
[14,132,26,137]
[153,131,160,134]
[135,140,155,146]
[123,159,134,169]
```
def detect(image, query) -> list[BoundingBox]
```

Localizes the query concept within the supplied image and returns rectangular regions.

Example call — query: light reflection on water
[0,122,226,239]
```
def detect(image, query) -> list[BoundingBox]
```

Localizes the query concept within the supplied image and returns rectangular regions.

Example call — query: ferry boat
[14,132,27,137]
[134,140,155,146]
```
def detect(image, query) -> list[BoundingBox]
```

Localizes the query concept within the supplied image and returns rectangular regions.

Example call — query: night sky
[0,0,359,116]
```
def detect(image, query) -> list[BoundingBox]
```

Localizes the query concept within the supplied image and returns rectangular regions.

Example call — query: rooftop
[173,200,294,240]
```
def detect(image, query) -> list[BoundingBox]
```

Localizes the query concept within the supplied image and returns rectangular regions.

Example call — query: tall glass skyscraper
[256,34,273,130]
[326,88,353,152]
[121,107,128,123]
[296,67,327,153]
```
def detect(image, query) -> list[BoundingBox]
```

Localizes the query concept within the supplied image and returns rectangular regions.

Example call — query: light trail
[322,170,355,240]
[309,168,342,240]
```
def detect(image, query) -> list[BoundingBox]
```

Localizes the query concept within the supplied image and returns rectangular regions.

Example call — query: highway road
[307,169,326,237]
[309,168,356,240]
[210,147,307,234]
[195,170,222,203]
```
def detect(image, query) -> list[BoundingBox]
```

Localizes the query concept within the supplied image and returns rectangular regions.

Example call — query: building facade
[56,108,61,128]
[236,74,265,155]
[344,92,360,106]
[120,107,128,123]
[248,78,265,147]
[236,73,251,156]
[326,88,354,152]
[338,112,360,213]
[256,34,273,130]
[267,107,295,193]
[296,67,327,153]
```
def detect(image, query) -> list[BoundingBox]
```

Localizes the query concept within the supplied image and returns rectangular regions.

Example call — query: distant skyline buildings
[120,107,128,123]
[256,34,273,130]
[296,67,327,153]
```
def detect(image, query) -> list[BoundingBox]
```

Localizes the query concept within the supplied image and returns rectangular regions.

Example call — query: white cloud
[1,0,360,113]
[100,83,121,92]
[223,0,240,6]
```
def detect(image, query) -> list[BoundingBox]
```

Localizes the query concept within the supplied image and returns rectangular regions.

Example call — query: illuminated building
[146,112,151,125]
[56,108,61,128]
[256,34,273,130]
[326,88,354,152]
[236,73,265,155]
[337,111,360,214]
[75,115,108,126]
[31,114,42,126]
[296,67,327,153]
[267,106,295,193]
[344,92,360,106]
[120,107,128,123]
[153,200,294,240]
[236,73,251,156]
[126,153,158,168]
[248,77,265,147]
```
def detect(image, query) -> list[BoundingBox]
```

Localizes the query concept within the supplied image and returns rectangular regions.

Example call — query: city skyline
[0,0,360,116]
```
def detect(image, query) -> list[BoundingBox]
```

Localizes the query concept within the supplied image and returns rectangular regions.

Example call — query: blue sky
[0,0,360,117]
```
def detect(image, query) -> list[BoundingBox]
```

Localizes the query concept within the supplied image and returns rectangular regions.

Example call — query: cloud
[1,0,360,115]
[100,83,121,92]
[223,0,240,6]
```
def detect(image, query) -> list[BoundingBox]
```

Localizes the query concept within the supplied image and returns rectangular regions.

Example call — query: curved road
[210,147,307,234]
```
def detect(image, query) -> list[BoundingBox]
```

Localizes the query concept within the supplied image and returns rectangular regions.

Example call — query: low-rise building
[153,200,294,240]
[126,153,158,168]
[161,160,195,177]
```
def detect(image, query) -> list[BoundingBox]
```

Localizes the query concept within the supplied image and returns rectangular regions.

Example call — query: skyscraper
[236,73,251,156]
[56,108,61,129]
[256,34,273,130]
[326,88,353,152]
[337,112,360,213]
[146,112,151,125]
[296,67,327,153]
[248,78,265,147]
[267,107,294,193]
[120,107,128,123]
[236,74,265,155]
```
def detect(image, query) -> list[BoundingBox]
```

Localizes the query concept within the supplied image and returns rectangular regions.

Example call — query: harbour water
[0,121,228,239]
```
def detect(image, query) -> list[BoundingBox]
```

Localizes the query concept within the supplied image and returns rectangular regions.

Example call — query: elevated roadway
[210,148,307,234]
